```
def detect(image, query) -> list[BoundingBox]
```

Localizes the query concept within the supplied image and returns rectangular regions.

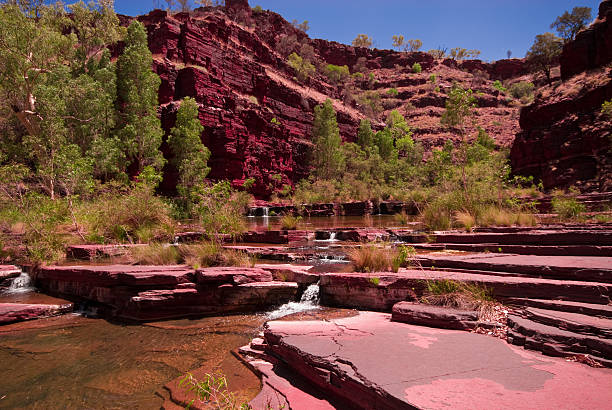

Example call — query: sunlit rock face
[512,0,612,192]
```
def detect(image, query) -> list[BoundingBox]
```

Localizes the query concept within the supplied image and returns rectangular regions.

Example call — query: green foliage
[526,33,563,84]
[412,63,422,73]
[179,242,252,269]
[508,81,535,101]
[602,100,612,118]
[352,34,373,48]
[270,117,281,125]
[357,91,383,117]
[252,5,263,13]
[492,80,506,93]
[550,7,592,42]
[179,372,250,410]
[168,97,210,206]
[551,189,586,220]
[192,181,249,237]
[117,21,165,177]
[356,119,374,150]
[280,214,302,230]
[288,52,315,82]
[324,64,350,84]
[77,184,174,243]
[311,100,345,180]
[386,88,399,96]
[392,244,415,272]
[429,74,437,83]
[440,85,476,134]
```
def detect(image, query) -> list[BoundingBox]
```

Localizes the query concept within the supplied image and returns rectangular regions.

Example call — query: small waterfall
[262,207,270,218]
[267,283,320,320]
[5,271,34,294]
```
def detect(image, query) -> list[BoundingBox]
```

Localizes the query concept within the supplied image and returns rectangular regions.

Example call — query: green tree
[312,100,344,180]
[352,34,373,48]
[551,7,592,42]
[288,52,315,82]
[116,21,165,177]
[324,64,349,84]
[526,32,563,84]
[441,85,476,136]
[356,118,373,150]
[168,97,210,201]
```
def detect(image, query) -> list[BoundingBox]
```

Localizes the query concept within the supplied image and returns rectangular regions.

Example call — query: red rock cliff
[131,3,530,198]
[511,0,612,192]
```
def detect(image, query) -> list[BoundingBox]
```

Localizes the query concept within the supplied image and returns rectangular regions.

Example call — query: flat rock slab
[320,270,612,310]
[0,265,21,280]
[392,302,479,330]
[65,244,146,260]
[265,312,612,410]
[417,253,612,282]
[37,265,195,287]
[431,230,612,246]
[0,303,73,324]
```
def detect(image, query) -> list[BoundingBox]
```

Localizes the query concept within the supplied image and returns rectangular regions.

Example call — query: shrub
[386,88,399,96]
[280,214,302,230]
[492,80,506,93]
[352,34,373,48]
[516,212,537,227]
[357,91,383,117]
[288,52,315,82]
[392,244,415,272]
[412,62,422,73]
[480,207,515,227]
[602,100,612,118]
[252,5,263,13]
[551,190,585,219]
[508,81,535,99]
[78,185,174,243]
[324,64,350,84]
[429,74,437,83]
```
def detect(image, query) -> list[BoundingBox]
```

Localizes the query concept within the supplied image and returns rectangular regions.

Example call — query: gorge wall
[511,0,612,192]
[130,2,531,198]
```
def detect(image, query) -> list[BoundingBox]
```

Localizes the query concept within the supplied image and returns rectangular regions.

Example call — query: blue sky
[114,0,602,61]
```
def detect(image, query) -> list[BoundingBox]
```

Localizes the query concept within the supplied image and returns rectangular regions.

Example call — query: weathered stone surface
[319,270,612,310]
[196,267,273,284]
[264,312,612,409]
[0,303,73,325]
[238,230,289,244]
[432,230,612,246]
[415,253,612,282]
[507,314,612,366]
[254,264,319,285]
[523,307,612,338]
[415,243,612,257]
[391,302,479,330]
[505,298,612,318]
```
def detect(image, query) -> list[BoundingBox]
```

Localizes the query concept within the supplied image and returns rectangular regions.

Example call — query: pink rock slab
[0,303,73,324]
[264,312,612,410]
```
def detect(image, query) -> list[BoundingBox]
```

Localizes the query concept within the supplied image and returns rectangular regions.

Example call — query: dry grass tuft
[130,242,253,268]
[454,211,475,231]
[280,215,302,230]
[420,279,493,313]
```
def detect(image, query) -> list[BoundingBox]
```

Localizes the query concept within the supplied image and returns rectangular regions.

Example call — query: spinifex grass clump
[348,244,415,273]
[130,242,253,268]
[280,214,302,230]
[421,279,494,314]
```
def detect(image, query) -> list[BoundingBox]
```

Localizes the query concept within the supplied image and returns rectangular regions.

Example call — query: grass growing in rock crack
[420,279,494,316]
[348,244,415,273]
